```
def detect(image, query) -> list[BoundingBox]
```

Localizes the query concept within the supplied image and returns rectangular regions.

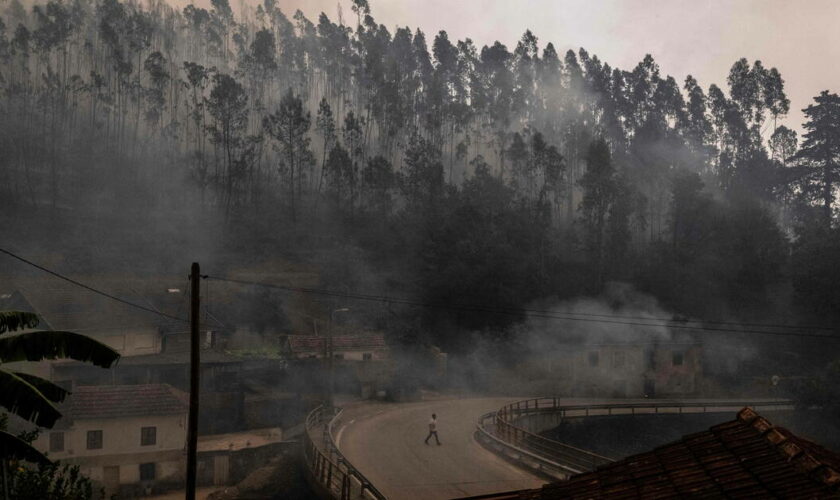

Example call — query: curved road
[333,397,544,500]
[332,397,790,499]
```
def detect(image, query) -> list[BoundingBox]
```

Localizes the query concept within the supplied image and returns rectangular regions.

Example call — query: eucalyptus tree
[315,98,337,195]
[579,137,623,284]
[206,72,251,211]
[263,88,312,221]
[791,91,840,227]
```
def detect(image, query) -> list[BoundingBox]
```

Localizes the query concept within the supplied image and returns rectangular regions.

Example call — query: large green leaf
[0,331,120,368]
[0,311,40,334]
[0,369,61,428]
[0,430,51,465]
[14,372,70,404]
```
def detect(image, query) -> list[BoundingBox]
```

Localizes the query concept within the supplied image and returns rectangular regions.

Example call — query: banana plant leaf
[0,331,120,368]
[14,372,70,404]
[0,369,62,428]
[0,430,51,465]
[0,311,40,334]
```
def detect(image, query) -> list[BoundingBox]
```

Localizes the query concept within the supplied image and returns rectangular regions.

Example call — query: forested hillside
[1,0,839,351]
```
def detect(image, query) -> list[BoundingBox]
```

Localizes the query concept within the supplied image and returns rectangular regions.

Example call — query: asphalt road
[333,397,545,500]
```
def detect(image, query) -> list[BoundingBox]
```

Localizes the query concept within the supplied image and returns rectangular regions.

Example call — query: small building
[33,384,188,498]
[282,333,392,398]
[2,279,245,433]
[283,333,389,361]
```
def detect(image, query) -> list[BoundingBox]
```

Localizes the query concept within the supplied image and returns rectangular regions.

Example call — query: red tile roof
[65,384,188,420]
[286,334,387,354]
[532,407,840,499]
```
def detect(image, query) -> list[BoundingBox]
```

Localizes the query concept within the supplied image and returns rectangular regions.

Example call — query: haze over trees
[0,0,839,355]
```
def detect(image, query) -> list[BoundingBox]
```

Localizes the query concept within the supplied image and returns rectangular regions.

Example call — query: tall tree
[579,137,618,285]
[206,72,250,211]
[263,88,312,221]
[791,91,840,226]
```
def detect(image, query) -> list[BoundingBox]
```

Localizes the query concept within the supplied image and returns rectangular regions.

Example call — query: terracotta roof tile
[64,384,187,420]
[528,408,840,500]
[286,333,387,354]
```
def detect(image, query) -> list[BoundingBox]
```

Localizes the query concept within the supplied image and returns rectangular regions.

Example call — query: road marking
[335,418,354,448]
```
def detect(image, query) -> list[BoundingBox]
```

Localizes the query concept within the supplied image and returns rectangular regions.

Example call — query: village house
[282,333,392,398]
[33,384,189,498]
[526,338,703,397]
[283,332,389,361]
[2,279,247,433]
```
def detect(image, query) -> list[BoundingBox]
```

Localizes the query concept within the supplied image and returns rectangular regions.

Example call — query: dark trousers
[425,430,440,444]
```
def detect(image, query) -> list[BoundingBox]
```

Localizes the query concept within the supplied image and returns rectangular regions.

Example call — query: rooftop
[1,277,225,333]
[286,333,387,354]
[64,384,188,420]
[530,407,840,499]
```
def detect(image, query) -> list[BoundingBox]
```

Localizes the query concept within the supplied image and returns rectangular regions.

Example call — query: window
[141,426,156,446]
[612,351,625,369]
[588,351,600,367]
[49,432,64,452]
[362,353,373,361]
[135,333,156,349]
[139,463,156,481]
[672,352,684,366]
[86,430,103,450]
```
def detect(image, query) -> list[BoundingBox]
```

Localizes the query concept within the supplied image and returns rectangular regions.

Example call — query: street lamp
[328,308,350,410]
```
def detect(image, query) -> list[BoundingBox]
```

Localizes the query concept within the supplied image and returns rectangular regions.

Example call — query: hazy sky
[215,0,840,136]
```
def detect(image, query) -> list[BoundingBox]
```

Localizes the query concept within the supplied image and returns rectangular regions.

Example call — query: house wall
[295,348,388,361]
[568,346,647,397]
[34,413,186,486]
[526,344,702,397]
[531,346,647,397]
[653,346,703,395]
[95,327,162,357]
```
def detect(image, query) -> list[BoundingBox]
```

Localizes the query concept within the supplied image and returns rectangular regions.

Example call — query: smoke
[439,282,770,398]
[522,282,672,348]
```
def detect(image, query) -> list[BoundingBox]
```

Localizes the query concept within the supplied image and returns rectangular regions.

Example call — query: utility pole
[186,263,201,500]
[328,308,349,410]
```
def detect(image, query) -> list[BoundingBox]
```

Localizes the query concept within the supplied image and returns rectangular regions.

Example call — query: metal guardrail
[477,398,795,478]
[302,405,387,500]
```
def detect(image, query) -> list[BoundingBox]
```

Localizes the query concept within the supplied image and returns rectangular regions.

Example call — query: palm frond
[0,369,62,428]
[0,430,51,465]
[0,311,40,334]
[0,331,121,368]
[14,372,70,403]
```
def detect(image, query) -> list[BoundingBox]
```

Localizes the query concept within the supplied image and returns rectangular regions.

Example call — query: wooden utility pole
[186,262,200,500]
[328,308,349,410]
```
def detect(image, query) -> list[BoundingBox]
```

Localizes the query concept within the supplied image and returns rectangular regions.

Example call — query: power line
[213,274,836,332]
[0,247,188,323]
[205,275,840,341]
[4,244,834,340]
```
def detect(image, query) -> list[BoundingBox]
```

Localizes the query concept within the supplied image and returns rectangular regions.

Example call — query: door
[103,466,120,496]
[213,454,229,486]
[643,378,655,398]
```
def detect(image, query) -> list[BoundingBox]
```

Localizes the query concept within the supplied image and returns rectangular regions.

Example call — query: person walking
[425,413,441,445]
